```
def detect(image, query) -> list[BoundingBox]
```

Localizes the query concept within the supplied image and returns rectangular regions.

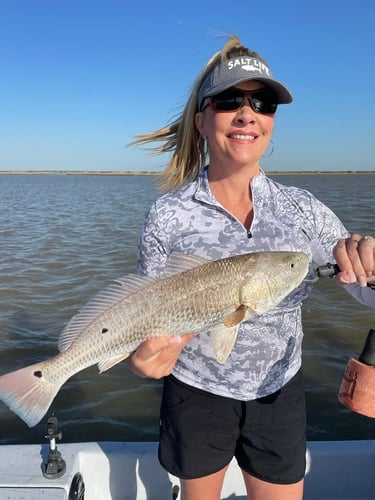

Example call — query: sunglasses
[202,88,278,115]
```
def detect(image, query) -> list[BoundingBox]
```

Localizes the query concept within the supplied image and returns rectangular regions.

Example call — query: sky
[0,0,374,172]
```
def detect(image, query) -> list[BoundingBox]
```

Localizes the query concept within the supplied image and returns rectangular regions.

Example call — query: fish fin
[114,274,156,289]
[162,253,210,278]
[58,274,156,352]
[209,325,240,364]
[0,361,63,428]
[98,353,131,373]
[223,304,248,327]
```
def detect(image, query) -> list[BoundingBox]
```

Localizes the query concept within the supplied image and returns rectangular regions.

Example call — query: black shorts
[158,370,306,484]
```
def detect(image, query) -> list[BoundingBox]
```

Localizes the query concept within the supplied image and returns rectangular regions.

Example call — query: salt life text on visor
[201,88,278,115]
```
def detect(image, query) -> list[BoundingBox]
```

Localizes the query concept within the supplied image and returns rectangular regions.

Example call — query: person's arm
[343,283,375,309]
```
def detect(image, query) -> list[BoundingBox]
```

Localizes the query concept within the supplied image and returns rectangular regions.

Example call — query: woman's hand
[333,234,375,287]
[126,334,195,379]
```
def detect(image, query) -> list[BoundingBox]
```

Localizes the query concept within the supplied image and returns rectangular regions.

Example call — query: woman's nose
[233,102,257,123]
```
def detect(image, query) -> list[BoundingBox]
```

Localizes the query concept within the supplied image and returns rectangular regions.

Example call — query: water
[0,172,374,445]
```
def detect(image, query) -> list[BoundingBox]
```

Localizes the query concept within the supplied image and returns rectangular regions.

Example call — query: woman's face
[195,80,275,172]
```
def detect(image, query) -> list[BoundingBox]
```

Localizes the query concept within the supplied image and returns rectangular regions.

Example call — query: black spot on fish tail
[33,370,43,378]
[101,328,108,334]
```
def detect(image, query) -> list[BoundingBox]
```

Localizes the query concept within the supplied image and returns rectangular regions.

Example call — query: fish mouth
[304,263,340,284]
[303,265,319,284]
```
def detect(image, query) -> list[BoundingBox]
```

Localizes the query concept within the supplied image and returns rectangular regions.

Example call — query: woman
[128,36,375,500]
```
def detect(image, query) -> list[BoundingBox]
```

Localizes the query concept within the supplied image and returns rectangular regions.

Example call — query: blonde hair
[130,36,265,191]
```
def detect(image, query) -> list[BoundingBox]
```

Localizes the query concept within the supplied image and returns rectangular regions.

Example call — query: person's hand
[333,234,375,287]
[126,334,195,379]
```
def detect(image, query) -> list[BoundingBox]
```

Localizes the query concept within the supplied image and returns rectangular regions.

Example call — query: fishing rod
[311,263,375,289]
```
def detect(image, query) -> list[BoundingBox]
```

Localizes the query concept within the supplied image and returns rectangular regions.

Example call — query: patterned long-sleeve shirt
[346,284,375,309]
[137,167,349,400]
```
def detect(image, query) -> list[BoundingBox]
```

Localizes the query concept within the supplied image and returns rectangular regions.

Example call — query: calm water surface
[0,173,374,445]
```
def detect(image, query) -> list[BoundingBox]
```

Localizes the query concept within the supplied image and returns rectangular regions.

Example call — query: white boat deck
[0,440,373,499]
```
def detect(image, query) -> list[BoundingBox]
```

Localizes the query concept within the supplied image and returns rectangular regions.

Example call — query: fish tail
[0,361,62,428]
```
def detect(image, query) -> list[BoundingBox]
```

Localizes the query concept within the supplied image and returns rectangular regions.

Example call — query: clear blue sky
[1,0,374,172]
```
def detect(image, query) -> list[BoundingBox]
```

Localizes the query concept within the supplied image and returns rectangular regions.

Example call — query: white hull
[0,440,374,499]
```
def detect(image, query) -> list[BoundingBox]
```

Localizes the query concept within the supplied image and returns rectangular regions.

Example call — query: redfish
[0,251,309,427]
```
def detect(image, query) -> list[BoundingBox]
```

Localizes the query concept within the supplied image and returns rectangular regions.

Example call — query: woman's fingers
[126,334,195,379]
[334,234,375,286]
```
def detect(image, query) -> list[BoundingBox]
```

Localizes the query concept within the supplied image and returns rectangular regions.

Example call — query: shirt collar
[194,167,214,203]
[194,166,266,204]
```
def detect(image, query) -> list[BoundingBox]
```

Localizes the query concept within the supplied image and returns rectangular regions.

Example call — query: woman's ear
[195,111,206,137]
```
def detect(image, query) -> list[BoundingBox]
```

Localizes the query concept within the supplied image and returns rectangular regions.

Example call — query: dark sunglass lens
[212,90,243,111]
[210,89,278,113]
[251,92,278,114]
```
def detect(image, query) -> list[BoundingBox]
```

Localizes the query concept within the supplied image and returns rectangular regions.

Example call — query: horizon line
[0,169,374,176]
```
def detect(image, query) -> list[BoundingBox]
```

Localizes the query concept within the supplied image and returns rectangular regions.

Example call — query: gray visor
[198,56,293,110]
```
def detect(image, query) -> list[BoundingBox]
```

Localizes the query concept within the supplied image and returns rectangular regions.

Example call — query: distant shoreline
[0,170,374,176]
